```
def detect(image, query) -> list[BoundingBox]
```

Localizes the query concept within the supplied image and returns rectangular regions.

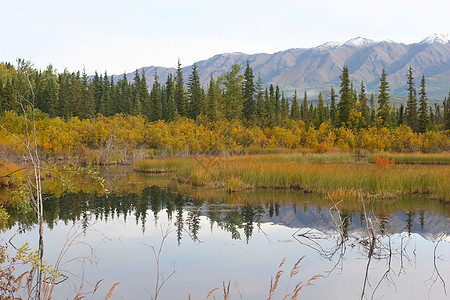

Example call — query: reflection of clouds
[444,234,450,243]
[267,205,450,243]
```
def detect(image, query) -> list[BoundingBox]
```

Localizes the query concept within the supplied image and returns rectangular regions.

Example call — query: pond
[2,181,450,299]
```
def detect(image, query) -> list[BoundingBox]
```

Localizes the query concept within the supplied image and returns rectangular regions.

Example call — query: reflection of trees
[405,210,414,235]
[7,186,282,243]
[186,200,202,241]
[292,197,448,300]
[6,186,448,297]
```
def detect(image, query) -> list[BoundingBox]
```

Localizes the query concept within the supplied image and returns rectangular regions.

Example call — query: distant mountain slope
[121,34,450,99]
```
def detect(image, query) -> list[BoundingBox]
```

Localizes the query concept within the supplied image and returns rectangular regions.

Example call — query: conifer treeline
[1,60,449,131]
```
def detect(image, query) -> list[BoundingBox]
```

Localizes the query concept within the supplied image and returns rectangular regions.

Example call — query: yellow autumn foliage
[0,111,449,158]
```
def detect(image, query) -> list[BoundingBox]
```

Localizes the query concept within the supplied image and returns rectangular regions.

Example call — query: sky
[1,0,449,75]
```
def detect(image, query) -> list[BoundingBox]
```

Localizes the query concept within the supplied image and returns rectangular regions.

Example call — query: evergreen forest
[0,60,449,156]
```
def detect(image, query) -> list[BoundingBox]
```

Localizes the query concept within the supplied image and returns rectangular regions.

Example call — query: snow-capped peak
[339,37,377,48]
[222,52,245,56]
[420,33,450,44]
[316,41,340,50]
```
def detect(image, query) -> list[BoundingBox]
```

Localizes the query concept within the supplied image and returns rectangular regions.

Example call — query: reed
[205,257,322,300]
[133,153,450,200]
[368,152,450,164]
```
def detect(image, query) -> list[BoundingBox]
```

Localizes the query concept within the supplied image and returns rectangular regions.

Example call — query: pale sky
[1,0,449,75]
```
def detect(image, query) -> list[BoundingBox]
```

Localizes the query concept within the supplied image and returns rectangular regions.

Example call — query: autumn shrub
[390,125,421,152]
[373,155,395,168]
[226,176,245,193]
[0,161,25,187]
[334,127,356,150]
[420,130,450,153]
[1,112,449,159]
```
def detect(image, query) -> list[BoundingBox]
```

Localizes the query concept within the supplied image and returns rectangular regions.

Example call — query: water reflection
[3,186,450,299]
[7,187,449,242]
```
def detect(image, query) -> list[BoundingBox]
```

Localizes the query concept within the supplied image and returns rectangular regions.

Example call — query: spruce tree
[100,72,111,116]
[445,91,450,130]
[93,72,103,114]
[268,84,275,122]
[110,75,118,116]
[264,89,271,121]
[434,103,442,126]
[187,63,203,119]
[164,74,176,121]
[116,73,132,114]
[358,80,369,128]
[281,92,289,119]
[418,75,430,133]
[377,69,390,127]
[301,91,309,125]
[1,79,16,112]
[315,91,325,128]
[80,68,95,118]
[290,90,300,120]
[70,71,82,118]
[398,104,405,125]
[330,86,337,126]
[174,59,187,117]
[369,94,375,126]
[338,66,352,126]
[160,83,168,119]
[275,85,281,116]
[429,105,435,130]
[150,70,162,121]
[390,106,398,127]
[133,93,143,116]
[39,65,59,117]
[309,102,314,124]
[255,74,265,123]
[139,70,150,118]
[242,60,255,121]
[351,82,357,108]
[223,64,243,120]
[405,66,418,131]
[205,75,218,121]
[324,104,330,121]
[57,71,70,119]
[132,70,142,116]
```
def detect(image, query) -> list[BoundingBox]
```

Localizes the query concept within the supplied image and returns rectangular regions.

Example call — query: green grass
[133,153,450,200]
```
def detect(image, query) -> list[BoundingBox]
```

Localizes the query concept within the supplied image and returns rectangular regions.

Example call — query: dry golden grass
[369,152,450,164]
[133,152,450,200]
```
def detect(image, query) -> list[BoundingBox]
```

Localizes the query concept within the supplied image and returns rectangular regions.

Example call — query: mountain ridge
[117,34,450,99]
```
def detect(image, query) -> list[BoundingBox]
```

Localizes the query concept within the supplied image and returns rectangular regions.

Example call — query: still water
[2,186,450,299]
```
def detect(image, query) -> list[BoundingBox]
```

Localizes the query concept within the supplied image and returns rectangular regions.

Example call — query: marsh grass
[134,153,450,200]
[368,152,450,164]
[226,176,245,192]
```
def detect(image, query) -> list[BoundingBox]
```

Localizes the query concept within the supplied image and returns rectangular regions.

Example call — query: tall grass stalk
[368,152,450,164]
[133,153,450,200]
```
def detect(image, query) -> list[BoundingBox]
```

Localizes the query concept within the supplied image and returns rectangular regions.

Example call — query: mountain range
[121,34,450,100]
[264,204,449,243]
